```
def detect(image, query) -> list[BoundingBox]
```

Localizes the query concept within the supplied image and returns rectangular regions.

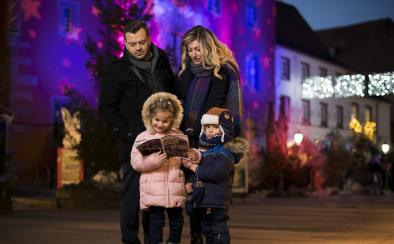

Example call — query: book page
[160,134,189,158]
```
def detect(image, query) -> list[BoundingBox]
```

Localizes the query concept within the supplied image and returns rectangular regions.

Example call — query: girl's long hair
[178,25,239,79]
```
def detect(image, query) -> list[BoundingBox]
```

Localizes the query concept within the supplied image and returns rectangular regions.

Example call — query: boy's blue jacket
[191,137,248,209]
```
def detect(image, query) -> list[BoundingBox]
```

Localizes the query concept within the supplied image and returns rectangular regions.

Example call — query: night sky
[281,0,394,30]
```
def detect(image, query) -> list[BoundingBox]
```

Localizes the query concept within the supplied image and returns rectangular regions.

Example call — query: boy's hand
[185,183,193,193]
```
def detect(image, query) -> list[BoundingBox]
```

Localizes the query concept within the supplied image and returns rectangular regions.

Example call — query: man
[99,20,175,244]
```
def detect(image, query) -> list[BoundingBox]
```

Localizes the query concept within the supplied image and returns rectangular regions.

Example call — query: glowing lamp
[382,143,390,154]
[294,131,304,146]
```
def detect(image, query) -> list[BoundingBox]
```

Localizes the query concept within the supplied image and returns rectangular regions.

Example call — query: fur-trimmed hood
[223,137,249,162]
[224,137,249,155]
[141,92,184,133]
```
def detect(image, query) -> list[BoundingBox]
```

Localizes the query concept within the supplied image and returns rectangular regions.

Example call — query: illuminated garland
[302,76,334,99]
[334,74,365,98]
[301,71,394,99]
[368,72,394,96]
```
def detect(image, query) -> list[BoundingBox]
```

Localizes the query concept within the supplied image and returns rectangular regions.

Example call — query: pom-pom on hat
[200,107,235,143]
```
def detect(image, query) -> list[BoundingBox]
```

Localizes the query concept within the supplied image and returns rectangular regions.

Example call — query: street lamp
[382,143,390,154]
[294,131,304,146]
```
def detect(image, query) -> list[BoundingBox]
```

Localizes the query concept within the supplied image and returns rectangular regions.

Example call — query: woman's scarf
[184,63,212,130]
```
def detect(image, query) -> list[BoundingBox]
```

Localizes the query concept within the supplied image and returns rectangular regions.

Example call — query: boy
[185,107,248,244]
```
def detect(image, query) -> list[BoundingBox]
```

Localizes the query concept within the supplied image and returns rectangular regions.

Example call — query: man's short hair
[124,20,149,36]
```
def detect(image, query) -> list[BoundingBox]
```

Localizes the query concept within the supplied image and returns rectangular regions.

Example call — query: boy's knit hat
[200,107,235,143]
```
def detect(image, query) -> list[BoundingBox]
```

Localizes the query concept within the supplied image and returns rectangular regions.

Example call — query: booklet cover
[136,135,189,158]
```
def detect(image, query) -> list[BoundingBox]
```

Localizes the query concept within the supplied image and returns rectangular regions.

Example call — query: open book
[136,134,189,158]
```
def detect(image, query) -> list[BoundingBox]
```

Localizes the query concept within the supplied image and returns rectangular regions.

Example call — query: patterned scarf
[198,133,222,149]
[184,63,212,129]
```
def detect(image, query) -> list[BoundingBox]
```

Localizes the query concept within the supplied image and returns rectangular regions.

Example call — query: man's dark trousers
[121,163,149,244]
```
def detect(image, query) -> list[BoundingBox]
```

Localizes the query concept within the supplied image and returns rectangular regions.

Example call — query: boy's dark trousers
[149,206,184,244]
[200,208,230,244]
[120,163,150,244]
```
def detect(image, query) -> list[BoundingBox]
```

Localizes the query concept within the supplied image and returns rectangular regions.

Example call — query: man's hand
[185,183,193,193]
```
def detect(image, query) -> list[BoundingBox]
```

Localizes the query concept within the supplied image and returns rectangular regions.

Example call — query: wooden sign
[57,148,84,188]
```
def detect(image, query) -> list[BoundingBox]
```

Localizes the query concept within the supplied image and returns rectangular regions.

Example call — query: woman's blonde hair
[178,25,239,79]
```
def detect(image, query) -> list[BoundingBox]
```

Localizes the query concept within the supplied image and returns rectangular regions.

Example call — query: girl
[130,92,199,244]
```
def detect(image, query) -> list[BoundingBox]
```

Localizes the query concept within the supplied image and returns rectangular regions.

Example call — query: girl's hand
[185,183,193,193]
[157,152,167,164]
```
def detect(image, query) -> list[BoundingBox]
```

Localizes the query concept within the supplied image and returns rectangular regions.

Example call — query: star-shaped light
[262,55,271,68]
[28,29,37,39]
[66,26,83,43]
[63,58,71,68]
[91,6,100,17]
[232,3,239,12]
[22,0,42,21]
[253,28,262,39]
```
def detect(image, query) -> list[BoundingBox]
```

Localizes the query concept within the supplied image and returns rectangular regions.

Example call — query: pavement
[2,191,394,243]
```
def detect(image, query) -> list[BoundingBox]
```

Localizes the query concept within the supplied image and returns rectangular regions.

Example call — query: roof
[317,18,394,73]
[276,1,342,65]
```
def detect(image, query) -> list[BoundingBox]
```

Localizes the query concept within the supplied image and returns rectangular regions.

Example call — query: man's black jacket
[99,46,175,164]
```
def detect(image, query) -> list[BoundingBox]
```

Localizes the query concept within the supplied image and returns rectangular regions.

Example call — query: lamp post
[381,143,390,190]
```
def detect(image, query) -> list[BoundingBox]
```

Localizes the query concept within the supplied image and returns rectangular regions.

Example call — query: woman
[175,25,243,244]
[176,25,242,146]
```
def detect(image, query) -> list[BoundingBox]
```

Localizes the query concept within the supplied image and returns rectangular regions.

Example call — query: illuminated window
[365,106,372,122]
[320,103,328,127]
[280,56,290,81]
[336,105,343,128]
[208,0,221,15]
[58,0,80,37]
[246,3,257,27]
[246,55,260,90]
[302,100,310,125]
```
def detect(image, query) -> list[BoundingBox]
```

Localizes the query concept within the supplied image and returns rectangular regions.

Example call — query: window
[336,106,343,128]
[302,100,310,125]
[246,3,257,27]
[208,0,221,15]
[58,0,80,37]
[365,106,372,122]
[351,103,359,119]
[320,103,328,127]
[301,62,310,82]
[280,96,291,120]
[246,55,260,90]
[280,57,290,80]
[319,67,328,77]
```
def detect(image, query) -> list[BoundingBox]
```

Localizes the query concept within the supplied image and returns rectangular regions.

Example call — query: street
[1,194,394,243]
